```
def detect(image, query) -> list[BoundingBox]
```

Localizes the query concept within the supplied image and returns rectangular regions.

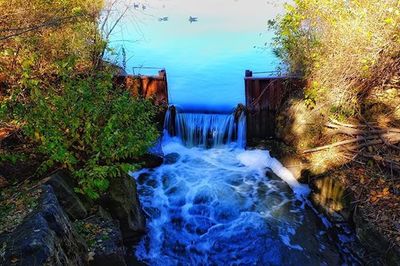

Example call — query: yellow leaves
[34,131,44,142]
[34,132,39,140]
[284,3,296,13]
[370,187,391,203]
[384,17,395,25]
[72,6,83,15]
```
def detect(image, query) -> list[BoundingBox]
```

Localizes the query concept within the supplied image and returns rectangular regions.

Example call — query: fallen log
[347,139,383,151]
[328,118,372,129]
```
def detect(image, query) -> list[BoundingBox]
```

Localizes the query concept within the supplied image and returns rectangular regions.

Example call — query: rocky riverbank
[0,169,151,266]
[250,139,400,265]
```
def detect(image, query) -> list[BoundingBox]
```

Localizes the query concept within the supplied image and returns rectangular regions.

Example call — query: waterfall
[164,107,246,148]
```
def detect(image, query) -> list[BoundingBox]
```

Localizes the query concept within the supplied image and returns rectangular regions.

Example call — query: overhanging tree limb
[0,15,83,41]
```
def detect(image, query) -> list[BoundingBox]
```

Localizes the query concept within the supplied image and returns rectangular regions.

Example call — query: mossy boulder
[99,174,146,243]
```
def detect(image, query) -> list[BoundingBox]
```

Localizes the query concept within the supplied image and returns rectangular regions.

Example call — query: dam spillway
[130,106,362,265]
[163,107,246,149]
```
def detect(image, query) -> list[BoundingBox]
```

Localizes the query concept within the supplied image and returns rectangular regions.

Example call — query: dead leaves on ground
[0,183,42,234]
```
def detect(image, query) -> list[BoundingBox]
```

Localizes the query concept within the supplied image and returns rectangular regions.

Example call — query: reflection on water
[106,0,284,111]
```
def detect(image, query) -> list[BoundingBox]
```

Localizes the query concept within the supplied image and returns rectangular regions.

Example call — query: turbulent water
[131,112,361,265]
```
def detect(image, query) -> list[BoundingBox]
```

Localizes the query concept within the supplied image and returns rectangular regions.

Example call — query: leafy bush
[271,0,400,173]
[22,69,159,199]
[0,0,160,199]
[270,0,400,116]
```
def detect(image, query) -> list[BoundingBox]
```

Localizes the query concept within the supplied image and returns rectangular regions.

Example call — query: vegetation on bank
[270,0,400,171]
[0,0,159,199]
[270,0,400,251]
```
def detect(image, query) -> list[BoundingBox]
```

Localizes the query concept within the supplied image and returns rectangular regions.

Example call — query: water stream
[131,111,362,265]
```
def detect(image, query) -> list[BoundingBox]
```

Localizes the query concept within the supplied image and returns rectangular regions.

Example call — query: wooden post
[244,71,304,145]
[158,69,166,77]
[168,105,176,136]
[114,69,169,132]
[158,69,169,106]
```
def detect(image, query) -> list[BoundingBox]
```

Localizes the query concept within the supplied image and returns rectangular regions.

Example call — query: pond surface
[106,0,283,112]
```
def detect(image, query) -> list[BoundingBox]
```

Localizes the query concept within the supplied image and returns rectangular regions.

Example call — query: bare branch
[0,15,82,42]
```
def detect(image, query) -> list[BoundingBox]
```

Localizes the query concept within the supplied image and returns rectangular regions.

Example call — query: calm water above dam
[106,0,283,111]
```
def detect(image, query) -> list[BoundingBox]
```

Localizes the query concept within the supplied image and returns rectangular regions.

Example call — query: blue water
[164,110,247,148]
[106,2,364,264]
[129,112,362,265]
[105,0,283,111]
[131,137,360,265]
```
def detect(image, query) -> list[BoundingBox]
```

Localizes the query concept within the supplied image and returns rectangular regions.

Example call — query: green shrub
[0,0,159,199]
[23,69,159,199]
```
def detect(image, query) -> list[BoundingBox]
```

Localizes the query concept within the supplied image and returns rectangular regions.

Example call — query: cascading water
[131,107,363,265]
[163,108,246,148]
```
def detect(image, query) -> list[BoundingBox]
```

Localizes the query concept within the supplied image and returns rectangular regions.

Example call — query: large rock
[164,153,180,165]
[45,171,87,220]
[121,138,164,169]
[99,174,146,243]
[141,137,164,168]
[82,216,127,266]
[140,153,164,169]
[0,185,87,265]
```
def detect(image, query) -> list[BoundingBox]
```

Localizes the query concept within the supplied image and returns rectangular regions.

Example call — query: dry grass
[273,1,400,252]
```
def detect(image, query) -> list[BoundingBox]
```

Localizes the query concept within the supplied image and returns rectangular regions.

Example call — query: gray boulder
[45,171,87,220]
[84,216,127,266]
[0,185,87,266]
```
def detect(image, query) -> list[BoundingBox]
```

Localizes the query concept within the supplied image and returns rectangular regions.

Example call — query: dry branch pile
[303,119,400,174]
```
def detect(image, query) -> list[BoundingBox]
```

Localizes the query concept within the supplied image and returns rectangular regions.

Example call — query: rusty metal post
[245,70,253,78]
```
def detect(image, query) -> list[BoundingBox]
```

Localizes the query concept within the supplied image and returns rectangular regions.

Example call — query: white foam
[237,150,310,197]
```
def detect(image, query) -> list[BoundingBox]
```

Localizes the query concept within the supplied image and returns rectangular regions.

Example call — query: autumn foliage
[0,0,159,199]
[271,0,400,250]
[271,0,400,156]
